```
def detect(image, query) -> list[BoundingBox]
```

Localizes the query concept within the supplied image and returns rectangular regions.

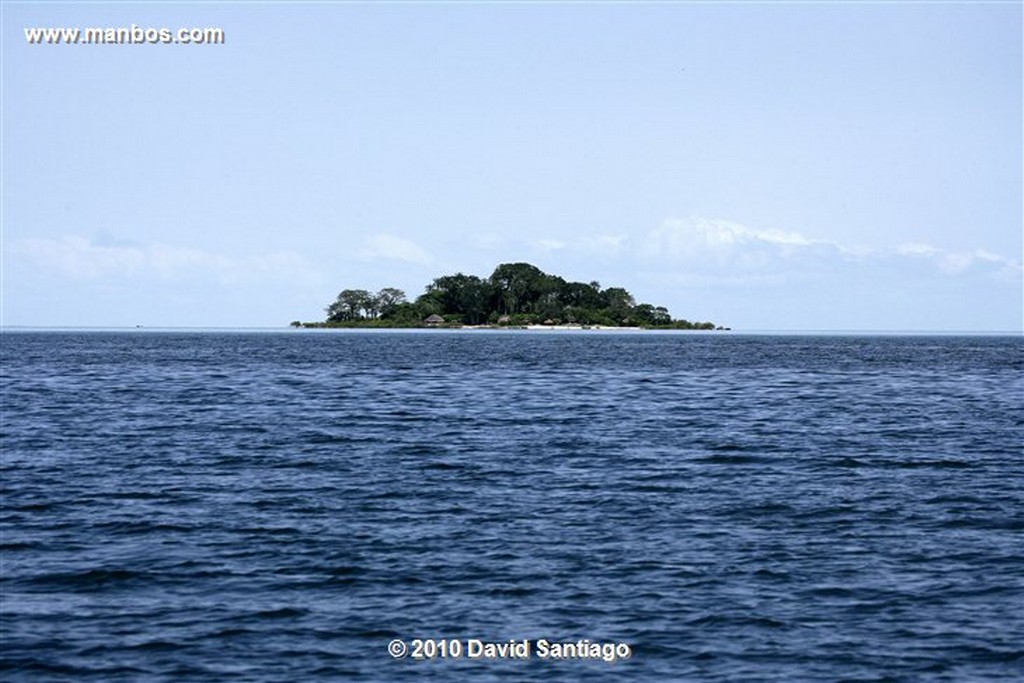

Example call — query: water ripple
[2,332,1022,682]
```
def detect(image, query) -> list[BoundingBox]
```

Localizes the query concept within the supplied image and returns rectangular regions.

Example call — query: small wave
[102,490,170,500]
[0,656,147,677]
[252,606,309,619]
[694,453,771,465]
[423,460,468,471]
[885,458,973,469]
[90,520,197,534]
[124,639,186,652]
[25,567,152,590]
[807,585,858,598]
[828,456,870,468]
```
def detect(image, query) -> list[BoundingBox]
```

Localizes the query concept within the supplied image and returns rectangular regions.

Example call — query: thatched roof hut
[424,314,445,326]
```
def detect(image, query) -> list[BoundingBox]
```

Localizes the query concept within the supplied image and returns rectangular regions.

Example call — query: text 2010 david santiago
[405,638,632,663]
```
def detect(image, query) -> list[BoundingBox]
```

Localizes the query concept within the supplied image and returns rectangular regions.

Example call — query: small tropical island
[292,262,725,330]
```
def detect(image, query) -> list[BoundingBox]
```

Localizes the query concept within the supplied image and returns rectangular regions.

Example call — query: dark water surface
[2,331,1022,681]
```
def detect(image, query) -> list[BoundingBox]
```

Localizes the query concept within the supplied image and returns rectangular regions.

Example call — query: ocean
[2,330,1022,681]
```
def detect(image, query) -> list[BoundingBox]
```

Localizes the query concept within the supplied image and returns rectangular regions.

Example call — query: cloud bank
[11,235,324,286]
[7,217,1019,330]
[531,216,1020,286]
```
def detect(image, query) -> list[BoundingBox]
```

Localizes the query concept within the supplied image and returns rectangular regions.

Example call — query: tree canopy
[313,263,719,329]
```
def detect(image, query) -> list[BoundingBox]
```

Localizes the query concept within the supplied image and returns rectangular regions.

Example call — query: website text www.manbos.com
[25,24,225,46]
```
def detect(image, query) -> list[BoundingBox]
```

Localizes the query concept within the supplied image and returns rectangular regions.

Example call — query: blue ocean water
[1,330,1022,682]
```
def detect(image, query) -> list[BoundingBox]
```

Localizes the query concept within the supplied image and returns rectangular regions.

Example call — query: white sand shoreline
[519,324,644,331]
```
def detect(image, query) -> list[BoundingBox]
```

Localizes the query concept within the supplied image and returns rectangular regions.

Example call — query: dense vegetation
[298,262,720,329]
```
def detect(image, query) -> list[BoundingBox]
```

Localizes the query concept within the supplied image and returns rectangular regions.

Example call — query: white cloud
[357,233,433,265]
[534,233,627,255]
[632,216,839,279]
[581,234,628,253]
[641,217,825,260]
[937,248,1019,277]
[635,216,1021,285]
[897,242,940,257]
[11,234,323,286]
[535,238,566,251]
[893,242,1021,279]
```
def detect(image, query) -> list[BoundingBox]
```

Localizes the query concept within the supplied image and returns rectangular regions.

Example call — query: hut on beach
[424,314,445,326]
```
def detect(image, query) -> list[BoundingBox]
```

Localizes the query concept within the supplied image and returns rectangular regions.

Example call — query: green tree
[601,287,636,323]
[327,288,373,322]
[558,281,602,309]
[488,262,547,315]
[633,303,657,325]
[420,274,491,324]
[388,302,425,325]
[375,288,407,318]
[457,277,491,324]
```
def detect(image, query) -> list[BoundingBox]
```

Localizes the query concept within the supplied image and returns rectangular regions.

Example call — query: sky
[2,1,1021,331]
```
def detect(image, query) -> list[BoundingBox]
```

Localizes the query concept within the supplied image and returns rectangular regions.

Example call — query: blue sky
[3,1,1021,331]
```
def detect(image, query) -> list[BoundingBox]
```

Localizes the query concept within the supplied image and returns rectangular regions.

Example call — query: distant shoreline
[2,326,1019,337]
[292,321,728,331]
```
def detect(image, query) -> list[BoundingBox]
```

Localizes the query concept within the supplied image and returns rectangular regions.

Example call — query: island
[292,262,725,330]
